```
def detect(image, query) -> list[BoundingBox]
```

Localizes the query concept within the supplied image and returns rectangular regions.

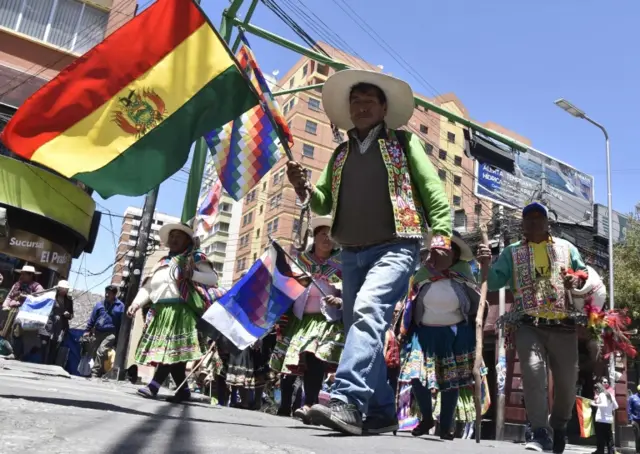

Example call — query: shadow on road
[0,394,263,428]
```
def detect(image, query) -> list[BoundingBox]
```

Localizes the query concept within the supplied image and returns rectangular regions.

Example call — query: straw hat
[14,264,41,275]
[322,69,415,130]
[158,223,194,246]
[56,280,71,290]
[422,231,474,262]
[301,216,332,235]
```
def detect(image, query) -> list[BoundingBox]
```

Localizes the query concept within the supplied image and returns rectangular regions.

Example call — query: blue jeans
[331,240,419,417]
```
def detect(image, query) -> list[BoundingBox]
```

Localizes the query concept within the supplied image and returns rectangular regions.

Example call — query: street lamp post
[554,98,615,381]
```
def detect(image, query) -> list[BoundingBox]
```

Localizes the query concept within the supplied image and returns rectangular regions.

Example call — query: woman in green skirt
[127,222,218,403]
[269,216,344,423]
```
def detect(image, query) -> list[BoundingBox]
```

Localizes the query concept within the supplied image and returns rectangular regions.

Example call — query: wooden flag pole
[473,224,490,443]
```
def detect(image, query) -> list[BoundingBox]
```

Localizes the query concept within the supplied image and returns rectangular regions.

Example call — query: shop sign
[0,229,71,276]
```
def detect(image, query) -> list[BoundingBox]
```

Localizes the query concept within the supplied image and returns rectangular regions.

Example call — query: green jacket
[310,128,452,243]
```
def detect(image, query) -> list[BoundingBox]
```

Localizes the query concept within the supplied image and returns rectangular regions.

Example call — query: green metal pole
[231,0,259,53]
[273,84,324,97]
[220,0,246,43]
[182,0,247,225]
[234,18,528,152]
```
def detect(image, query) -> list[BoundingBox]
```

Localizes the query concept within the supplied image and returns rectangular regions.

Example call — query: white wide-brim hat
[56,280,71,290]
[14,265,41,275]
[422,231,474,262]
[301,216,332,235]
[322,69,415,131]
[159,223,195,247]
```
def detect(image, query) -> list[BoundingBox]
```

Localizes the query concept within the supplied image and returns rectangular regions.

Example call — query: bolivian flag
[576,396,595,438]
[0,0,259,198]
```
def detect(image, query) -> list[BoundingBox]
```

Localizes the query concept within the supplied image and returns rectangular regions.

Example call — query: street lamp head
[554,98,586,118]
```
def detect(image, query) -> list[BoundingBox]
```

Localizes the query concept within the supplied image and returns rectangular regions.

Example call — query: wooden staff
[473,224,490,443]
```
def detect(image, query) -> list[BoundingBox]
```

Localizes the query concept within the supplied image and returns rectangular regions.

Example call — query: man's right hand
[476,244,492,266]
[286,161,309,199]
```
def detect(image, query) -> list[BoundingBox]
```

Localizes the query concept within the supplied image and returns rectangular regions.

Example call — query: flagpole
[267,235,328,298]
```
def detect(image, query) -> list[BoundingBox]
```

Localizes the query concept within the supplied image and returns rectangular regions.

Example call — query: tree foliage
[611,217,640,320]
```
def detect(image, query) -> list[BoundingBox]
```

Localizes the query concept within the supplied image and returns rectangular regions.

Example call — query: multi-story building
[230,43,531,282]
[111,207,179,288]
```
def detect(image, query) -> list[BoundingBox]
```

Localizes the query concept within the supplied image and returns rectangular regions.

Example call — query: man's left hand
[427,248,453,271]
[323,296,342,309]
[561,267,580,289]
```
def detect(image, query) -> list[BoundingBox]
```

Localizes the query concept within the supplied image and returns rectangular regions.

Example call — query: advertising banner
[0,229,72,276]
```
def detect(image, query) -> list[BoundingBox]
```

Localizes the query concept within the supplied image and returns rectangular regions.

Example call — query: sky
[68,0,640,292]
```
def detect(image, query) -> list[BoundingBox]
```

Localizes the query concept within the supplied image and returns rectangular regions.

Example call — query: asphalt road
[0,360,595,454]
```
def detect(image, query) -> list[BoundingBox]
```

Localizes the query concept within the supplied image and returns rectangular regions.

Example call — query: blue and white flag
[15,290,56,331]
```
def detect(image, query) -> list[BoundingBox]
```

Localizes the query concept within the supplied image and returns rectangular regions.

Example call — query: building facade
[231,43,531,282]
[111,207,179,288]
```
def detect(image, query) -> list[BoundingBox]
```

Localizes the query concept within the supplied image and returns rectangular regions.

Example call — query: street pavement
[0,360,596,454]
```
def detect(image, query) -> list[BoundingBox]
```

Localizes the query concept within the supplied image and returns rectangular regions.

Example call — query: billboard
[594,204,630,244]
[474,148,595,225]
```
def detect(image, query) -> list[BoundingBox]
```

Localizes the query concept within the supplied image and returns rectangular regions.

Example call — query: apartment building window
[453,175,462,186]
[447,132,456,143]
[256,228,261,239]
[302,144,315,158]
[289,77,295,88]
[425,143,434,155]
[438,169,447,181]
[454,155,463,166]
[220,202,232,213]
[213,222,229,233]
[288,99,294,111]
[259,204,263,214]
[474,203,483,215]
[213,242,226,253]
[453,195,461,207]
[269,193,282,209]
[253,253,258,261]
[308,98,321,111]
[302,64,308,76]
[283,104,289,115]
[212,262,224,273]
[438,149,447,160]
[0,0,109,54]
[240,234,249,248]
[305,120,318,135]
[246,190,256,203]
[273,167,285,185]
[242,212,253,226]
[419,124,428,134]
[267,218,279,235]
[236,257,247,271]
[262,181,267,191]
[454,209,467,229]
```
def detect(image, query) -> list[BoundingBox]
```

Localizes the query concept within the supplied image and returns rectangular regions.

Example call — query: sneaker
[525,428,553,452]
[307,398,363,436]
[363,414,399,435]
[137,386,158,399]
[552,429,566,454]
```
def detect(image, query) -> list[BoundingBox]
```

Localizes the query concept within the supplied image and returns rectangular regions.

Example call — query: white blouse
[417,280,464,327]
[132,262,218,308]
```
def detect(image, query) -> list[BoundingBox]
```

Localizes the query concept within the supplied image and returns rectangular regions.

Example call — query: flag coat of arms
[14,290,56,331]
[0,0,259,198]
[201,241,307,350]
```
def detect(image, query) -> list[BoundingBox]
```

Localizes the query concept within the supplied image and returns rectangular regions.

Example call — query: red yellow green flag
[0,0,258,198]
[576,396,595,438]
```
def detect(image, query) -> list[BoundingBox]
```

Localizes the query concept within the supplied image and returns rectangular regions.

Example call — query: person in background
[286,69,452,436]
[627,385,640,453]
[84,285,124,379]
[39,280,74,365]
[128,222,218,403]
[384,302,403,396]
[269,216,344,424]
[592,381,618,454]
[477,202,588,454]
[2,265,44,360]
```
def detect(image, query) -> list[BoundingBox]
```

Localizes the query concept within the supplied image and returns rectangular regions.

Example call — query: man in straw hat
[477,202,588,453]
[1,264,44,359]
[287,69,452,435]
